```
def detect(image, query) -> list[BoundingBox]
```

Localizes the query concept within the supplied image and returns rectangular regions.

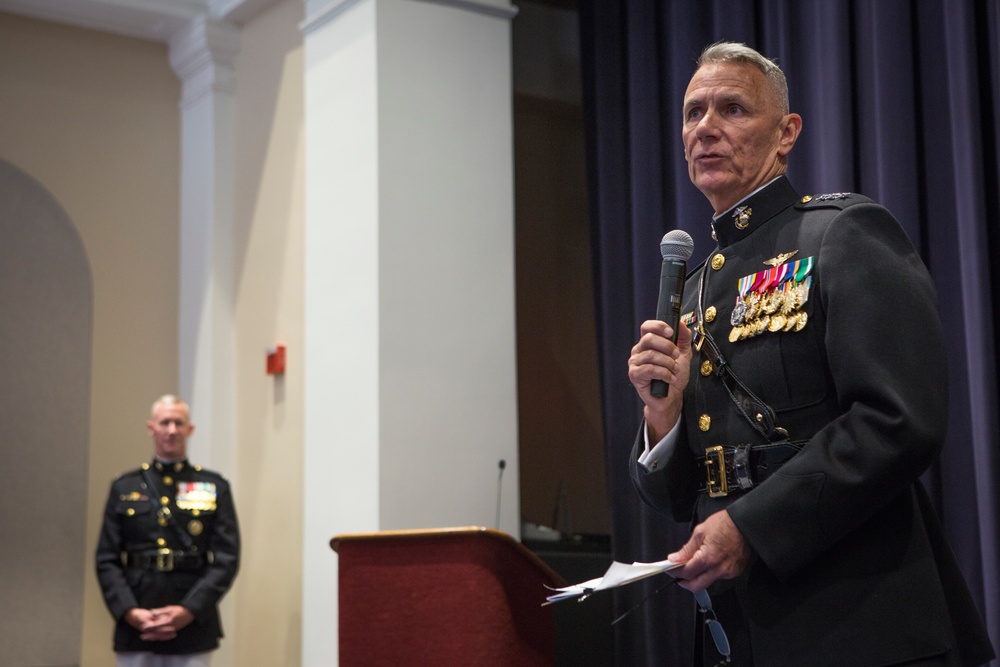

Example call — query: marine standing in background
[627,42,994,666]
[96,395,240,667]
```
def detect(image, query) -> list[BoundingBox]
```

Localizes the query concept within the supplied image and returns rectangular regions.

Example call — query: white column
[169,17,240,476]
[301,0,518,663]
[168,19,240,665]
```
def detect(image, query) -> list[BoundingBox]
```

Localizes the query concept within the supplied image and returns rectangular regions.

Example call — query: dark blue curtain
[578,1,1000,665]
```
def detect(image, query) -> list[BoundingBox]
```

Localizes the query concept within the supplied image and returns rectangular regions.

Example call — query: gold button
[126,508,135,517]
[711,253,725,270]
[700,360,713,376]
[161,496,170,506]
[705,306,717,322]
[800,195,813,203]
[156,538,166,547]
[698,414,711,432]
[192,509,201,517]
[163,476,173,486]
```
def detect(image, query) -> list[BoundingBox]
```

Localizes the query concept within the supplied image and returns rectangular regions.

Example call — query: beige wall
[0,11,182,666]
[230,1,305,665]
[1,4,307,664]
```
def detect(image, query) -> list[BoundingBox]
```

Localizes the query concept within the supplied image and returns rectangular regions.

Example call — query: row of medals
[729,277,811,342]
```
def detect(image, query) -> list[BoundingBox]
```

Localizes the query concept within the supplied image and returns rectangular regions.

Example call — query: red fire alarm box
[266,344,286,375]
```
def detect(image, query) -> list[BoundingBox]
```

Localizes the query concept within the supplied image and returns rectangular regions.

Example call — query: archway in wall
[0,159,93,665]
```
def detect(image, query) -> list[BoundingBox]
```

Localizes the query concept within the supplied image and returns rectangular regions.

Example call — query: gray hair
[697,41,790,114]
[151,394,187,415]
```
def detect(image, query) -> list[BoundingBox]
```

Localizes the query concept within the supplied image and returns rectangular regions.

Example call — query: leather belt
[697,441,803,497]
[127,549,206,572]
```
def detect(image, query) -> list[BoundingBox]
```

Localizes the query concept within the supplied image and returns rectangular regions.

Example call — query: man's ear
[777,113,802,157]
[146,420,156,436]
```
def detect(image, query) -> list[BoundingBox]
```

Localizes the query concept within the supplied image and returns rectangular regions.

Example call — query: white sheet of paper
[544,558,681,604]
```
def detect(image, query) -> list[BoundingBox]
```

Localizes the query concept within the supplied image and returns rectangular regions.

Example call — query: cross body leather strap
[695,325,789,443]
[140,466,195,551]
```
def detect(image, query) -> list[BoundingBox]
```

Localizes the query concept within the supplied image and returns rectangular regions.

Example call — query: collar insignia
[733,206,752,230]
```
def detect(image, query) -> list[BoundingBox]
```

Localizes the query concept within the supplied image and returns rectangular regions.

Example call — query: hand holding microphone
[650,230,694,398]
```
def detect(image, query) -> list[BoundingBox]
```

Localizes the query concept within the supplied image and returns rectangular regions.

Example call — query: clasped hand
[125,605,194,641]
[628,319,693,441]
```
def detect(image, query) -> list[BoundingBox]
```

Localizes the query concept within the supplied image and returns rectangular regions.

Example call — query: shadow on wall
[0,159,93,665]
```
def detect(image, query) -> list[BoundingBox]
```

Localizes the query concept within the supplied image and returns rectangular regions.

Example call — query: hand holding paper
[544,558,681,604]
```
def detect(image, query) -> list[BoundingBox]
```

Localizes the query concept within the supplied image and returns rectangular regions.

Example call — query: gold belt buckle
[705,445,728,497]
[155,548,175,572]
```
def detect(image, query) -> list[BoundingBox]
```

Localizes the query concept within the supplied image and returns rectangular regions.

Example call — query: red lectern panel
[331,526,565,667]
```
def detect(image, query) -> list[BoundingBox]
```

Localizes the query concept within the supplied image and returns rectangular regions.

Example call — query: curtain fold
[579,1,1000,664]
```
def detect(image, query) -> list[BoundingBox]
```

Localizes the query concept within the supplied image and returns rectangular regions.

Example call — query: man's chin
[694,179,733,200]
[693,171,731,190]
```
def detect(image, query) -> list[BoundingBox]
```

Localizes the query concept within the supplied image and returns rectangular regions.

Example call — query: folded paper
[544,558,681,604]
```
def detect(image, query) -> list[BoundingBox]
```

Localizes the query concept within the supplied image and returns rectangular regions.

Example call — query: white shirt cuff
[637,419,681,472]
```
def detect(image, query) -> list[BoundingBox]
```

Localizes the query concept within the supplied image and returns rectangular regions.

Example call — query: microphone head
[498,459,506,470]
[660,229,694,262]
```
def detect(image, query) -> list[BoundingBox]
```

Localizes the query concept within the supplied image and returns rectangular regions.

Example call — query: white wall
[302,0,518,663]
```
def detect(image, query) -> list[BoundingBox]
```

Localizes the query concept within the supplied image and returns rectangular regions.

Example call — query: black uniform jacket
[96,459,240,654]
[630,177,994,666]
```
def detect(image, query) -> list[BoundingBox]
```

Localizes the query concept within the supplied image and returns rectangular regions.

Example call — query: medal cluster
[729,257,814,343]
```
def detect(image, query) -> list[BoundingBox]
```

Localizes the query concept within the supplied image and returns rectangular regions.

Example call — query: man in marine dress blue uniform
[96,395,240,667]
[627,41,994,666]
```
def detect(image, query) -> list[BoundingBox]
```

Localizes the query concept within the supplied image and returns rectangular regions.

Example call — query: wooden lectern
[331,527,566,666]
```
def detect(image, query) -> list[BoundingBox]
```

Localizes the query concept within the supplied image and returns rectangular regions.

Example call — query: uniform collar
[710,176,800,249]
[152,458,189,474]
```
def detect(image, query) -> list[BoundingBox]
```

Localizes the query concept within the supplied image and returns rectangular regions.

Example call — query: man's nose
[695,109,720,137]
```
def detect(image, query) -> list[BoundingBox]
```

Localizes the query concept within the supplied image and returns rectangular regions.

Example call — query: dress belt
[696,441,804,497]
[126,549,206,572]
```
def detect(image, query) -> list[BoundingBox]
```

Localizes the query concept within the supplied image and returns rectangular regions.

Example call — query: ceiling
[0,0,278,42]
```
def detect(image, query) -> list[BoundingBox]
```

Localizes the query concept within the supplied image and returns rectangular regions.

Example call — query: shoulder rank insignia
[764,250,798,267]
[801,192,852,203]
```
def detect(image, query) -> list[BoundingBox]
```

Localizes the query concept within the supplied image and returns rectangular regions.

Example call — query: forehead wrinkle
[683,91,753,118]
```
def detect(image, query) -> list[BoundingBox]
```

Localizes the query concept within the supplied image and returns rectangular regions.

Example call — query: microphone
[495,459,506,529]
[651,229,694,398]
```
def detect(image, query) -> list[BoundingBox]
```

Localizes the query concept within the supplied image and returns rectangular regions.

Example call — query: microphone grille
[660,229,694,261]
